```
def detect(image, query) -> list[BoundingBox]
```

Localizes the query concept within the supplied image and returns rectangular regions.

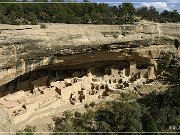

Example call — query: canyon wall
[0,22,179,86]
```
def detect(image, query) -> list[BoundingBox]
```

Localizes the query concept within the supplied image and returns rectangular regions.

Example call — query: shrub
[74,111,81,118]
[26,12,38,25]
[40,24,47,29]
[158,52,172,72]
[62,111,73,120]
[84,103,89,109]
[16,125,36,135]
[122,31,126,36]
[89,102,96,107]
[113,34,119,39]
[174,39,180,50]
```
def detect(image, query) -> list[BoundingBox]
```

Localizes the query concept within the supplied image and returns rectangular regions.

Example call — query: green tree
[25,12,38,24]
[51,0,65,2]
[170,10,180,22]
[174,39,180,50]
[0,0,16,1]
[96,101,142,132]
[96,121,111,132]
[119,3,135,24]
[160,10,170,22]
[16,126,36,135]
[33,0,48,2]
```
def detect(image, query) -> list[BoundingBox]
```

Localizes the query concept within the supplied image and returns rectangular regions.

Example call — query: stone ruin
[0,60,156,125]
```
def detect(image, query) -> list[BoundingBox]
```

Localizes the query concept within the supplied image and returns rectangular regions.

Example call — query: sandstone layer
[0,22,179,87]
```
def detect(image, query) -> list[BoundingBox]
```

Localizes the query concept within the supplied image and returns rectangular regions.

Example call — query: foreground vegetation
[0,2,180,25]
[16,126,35,135]
[51,86,180,133]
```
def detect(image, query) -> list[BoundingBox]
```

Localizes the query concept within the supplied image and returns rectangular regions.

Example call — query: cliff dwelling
[0,59,157,124]
[0,22,179,131]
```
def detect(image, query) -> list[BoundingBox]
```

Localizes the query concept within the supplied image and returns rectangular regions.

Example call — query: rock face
[0,22,179,86]
[0,108,10,132]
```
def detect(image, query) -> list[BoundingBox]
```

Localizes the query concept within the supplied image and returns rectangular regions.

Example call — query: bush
[16,125,36,135]
[113,34,119,39]
[122,31,126,36]
[174,39,180,50]
[84,103,89,109]
[120,91,139,101]
[74,111,81,118]
[62,111,73,120]
[25,13,38,25]
[40,24,47,29]
[158,52,172,72]
[89,102,96,107]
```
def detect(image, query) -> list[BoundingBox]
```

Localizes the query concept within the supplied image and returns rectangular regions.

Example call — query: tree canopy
[0,3,180,25]
[52,85,180,133]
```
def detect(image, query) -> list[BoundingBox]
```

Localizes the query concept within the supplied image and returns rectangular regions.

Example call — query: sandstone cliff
[0,22,179,86]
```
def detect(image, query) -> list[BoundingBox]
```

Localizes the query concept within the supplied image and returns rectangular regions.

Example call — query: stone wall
[159,24,180,37]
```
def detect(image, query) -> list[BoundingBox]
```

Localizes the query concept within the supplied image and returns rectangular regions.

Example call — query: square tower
[147,66,156,80]
[129,61,136,77]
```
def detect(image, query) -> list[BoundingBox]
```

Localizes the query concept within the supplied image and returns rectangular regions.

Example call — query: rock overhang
[0,22,179,86]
